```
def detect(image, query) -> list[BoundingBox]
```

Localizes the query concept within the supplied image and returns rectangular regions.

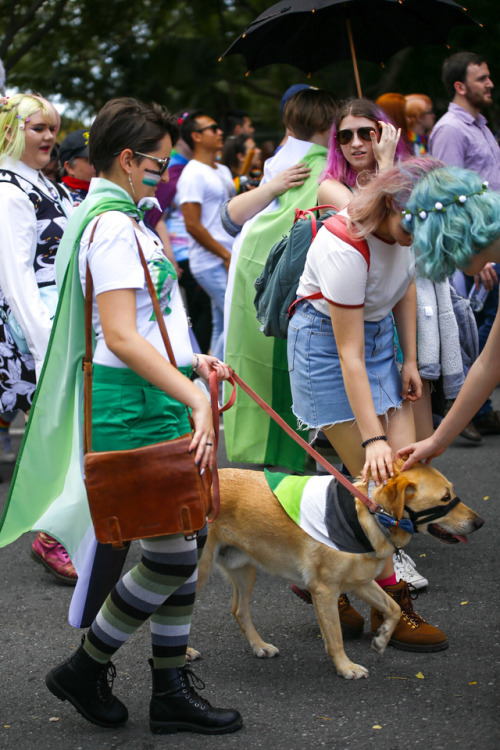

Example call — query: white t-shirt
[176,159,235,275]
[297,211,415,321]
[79,211,193,369]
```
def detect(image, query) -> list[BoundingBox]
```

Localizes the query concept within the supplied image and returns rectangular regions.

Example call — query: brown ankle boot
[338,593,364,638]
[371,579,448,652]
[292,587,364,638]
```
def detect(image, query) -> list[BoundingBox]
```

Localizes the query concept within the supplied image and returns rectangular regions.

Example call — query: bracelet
[192,353,200,372]
[361,435,387,449]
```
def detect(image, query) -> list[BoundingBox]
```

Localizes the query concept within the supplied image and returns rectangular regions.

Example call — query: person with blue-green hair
[397,165,500,468]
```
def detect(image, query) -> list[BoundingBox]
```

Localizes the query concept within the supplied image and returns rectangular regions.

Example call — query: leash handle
[225,369,379,513]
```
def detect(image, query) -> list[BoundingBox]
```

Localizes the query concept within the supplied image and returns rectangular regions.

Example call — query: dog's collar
[367,480,415,536]
[404,496,461,532]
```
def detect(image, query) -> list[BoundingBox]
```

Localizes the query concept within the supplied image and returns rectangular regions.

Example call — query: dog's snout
[473,515,485,531]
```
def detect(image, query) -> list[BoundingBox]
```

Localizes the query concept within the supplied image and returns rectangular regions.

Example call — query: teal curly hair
[405,166,500,282]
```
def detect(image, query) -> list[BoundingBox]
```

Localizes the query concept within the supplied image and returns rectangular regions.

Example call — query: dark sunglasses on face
[336,126,379,146]
[134,151,171,175]
[194,123,220,134]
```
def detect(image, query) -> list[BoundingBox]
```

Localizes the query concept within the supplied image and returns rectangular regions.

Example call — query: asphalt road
[0,404,498,750]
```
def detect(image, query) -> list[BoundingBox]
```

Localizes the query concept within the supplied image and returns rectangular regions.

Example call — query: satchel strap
[83,217,194,454]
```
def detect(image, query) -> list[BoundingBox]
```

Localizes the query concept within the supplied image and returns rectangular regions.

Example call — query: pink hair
[346,157,445,239]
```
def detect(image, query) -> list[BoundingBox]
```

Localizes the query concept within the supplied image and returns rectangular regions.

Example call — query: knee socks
[84,527,207,669]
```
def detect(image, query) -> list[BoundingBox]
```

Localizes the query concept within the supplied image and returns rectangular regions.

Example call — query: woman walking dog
[2,97,242,735]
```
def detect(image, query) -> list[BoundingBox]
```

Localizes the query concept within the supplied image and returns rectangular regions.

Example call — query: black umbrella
[220,0,480,96]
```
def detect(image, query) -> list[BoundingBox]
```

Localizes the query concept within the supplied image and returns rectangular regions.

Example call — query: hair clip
[178,111,189,125]
[16,113,30,130]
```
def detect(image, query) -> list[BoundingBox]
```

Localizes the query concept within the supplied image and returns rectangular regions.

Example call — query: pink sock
[376,573,398,589]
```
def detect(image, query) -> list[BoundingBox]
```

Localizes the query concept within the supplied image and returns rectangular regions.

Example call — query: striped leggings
[84,526,207,669]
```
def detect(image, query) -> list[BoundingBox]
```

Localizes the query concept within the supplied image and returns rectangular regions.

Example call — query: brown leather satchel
[82,220,213,548]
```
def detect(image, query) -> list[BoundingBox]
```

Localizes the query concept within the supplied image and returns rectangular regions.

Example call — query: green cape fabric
[224,144,327,472]
[0,180,142,557]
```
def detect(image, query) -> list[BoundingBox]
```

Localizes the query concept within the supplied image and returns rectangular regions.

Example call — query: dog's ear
[378,474,416,520]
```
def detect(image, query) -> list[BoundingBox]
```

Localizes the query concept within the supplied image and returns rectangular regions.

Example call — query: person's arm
[397,302,500,469]
[182,202,232,271]
[428,123,466,167]
[96,287,225,469]
[329,303,395,484]
[225,162,311,226]
[317,179,352,212]
[392,279,422,402]
[0,184,54,377]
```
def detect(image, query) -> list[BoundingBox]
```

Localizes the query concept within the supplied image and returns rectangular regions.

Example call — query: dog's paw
[371,624,392,654]
[253,643,280,658]
[337,661,369,680]
[186,646,201,662]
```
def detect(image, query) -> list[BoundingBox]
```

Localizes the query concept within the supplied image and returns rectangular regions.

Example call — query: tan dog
[188,462,483,679]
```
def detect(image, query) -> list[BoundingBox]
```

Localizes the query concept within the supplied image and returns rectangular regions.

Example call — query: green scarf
[224,143,327,472]
[0,179,142,556]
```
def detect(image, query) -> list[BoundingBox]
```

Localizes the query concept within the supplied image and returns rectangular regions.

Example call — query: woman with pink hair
[318,98,409,210]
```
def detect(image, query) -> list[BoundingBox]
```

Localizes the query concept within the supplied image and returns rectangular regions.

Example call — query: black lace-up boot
[149,659,243,735]
[45,640,128,728]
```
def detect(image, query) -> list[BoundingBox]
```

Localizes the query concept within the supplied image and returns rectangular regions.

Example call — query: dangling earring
[128,173,137,199]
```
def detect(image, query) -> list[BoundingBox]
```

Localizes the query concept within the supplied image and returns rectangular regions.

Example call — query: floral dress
[0,170,69,412]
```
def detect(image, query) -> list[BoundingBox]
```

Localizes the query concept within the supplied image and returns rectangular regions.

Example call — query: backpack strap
[323,214,370,269]
[293,205,338,240]
[287,214,370,320]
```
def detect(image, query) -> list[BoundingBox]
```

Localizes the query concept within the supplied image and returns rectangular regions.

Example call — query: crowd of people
[0,49,499,735]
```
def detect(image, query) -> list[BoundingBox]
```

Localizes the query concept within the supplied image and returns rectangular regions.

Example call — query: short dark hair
[220,134,249,175]
[222,109,250,136]
[442,52,487,100]
[180,110,209,150]
[283,88,336,141]
[89,97,179,174]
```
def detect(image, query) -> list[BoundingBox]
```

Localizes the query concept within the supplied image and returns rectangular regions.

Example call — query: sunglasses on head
[194,123,220,134]
[336,126,379,146]
[134,151,171,175]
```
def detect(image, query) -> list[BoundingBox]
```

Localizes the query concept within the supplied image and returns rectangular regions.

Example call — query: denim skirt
[287,301,402,429]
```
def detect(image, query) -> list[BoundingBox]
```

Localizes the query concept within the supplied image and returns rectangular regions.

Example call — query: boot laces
[96,662,117,703]
[179,666,210,710]
[399,582,426,627]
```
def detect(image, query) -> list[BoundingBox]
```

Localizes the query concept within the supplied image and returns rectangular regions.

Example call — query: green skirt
[91,364,192,452]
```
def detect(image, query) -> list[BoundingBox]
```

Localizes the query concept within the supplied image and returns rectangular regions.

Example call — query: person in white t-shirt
[288,157,449,653]
[177,111,236,359]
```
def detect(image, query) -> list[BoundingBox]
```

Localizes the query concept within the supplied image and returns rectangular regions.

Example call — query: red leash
[208,369,379,514]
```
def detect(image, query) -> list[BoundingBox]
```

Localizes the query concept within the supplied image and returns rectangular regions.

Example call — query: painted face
[464,62,494,109]
[337,115,378,174]
[130,133,172,203]
[21,110,57,171]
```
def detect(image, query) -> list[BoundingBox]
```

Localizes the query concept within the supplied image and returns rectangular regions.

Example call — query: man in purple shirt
[429,52,500,190]
[430,51,500,437]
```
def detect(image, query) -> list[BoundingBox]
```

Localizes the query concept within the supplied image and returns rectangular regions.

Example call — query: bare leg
[412,378,433,441]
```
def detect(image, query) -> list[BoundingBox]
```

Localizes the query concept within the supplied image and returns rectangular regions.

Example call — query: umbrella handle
[346,18,363,98]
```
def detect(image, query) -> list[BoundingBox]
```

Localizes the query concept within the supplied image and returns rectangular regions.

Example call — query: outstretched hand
[396,435,445,472]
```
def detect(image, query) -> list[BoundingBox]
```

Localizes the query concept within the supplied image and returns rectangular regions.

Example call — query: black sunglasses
[336,127,379,146]
[194,124,220,134]
[134,151,171,175]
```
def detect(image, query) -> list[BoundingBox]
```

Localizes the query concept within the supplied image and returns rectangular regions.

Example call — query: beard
[465,85,492,109]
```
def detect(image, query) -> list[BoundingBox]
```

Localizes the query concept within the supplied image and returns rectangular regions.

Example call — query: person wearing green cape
[224,88,336,472]
[1,98,242,735]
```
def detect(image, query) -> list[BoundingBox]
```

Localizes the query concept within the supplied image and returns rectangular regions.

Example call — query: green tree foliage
[1,0,498,132]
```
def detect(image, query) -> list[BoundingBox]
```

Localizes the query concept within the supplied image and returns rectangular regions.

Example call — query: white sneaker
[393,549,428,590]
